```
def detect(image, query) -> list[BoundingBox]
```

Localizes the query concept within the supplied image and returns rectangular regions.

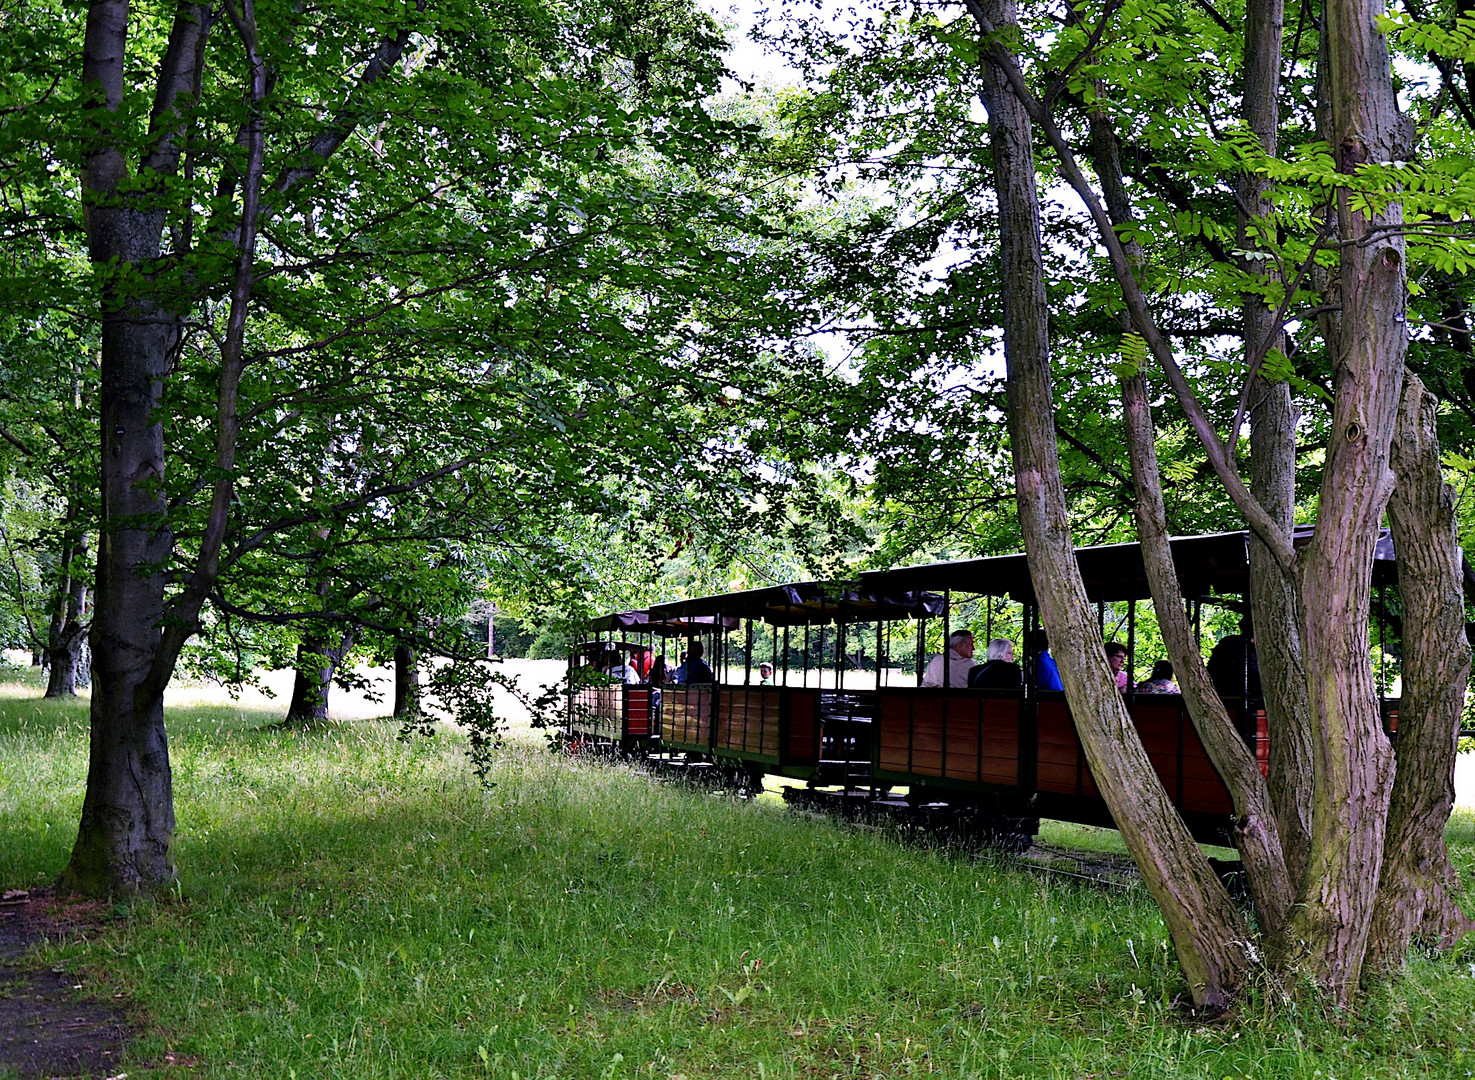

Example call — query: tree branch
[963,2,1296,570]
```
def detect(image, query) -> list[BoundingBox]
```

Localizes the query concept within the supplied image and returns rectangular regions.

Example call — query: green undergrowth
[4,668,1475,1078]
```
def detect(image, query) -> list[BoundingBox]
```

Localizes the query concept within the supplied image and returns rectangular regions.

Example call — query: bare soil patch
[0,889,133,1080]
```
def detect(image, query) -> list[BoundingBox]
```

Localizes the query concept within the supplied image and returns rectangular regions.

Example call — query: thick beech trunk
[394,641,419,718]
[1121,374,1293,932]
[1363,374,1474,976]
[66,0,407,894]
[61,0,218,895]
[286,631,354,726]
[1269,0,1408,1000]
[975,0,1250,1010]
[62,300,179,893]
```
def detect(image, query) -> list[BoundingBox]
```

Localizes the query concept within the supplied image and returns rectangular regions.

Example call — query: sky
[703,0,805,88]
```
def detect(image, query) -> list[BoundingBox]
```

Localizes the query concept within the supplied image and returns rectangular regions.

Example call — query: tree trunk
[974,0,1251,1010]
[1363,373,1474,977]
[44,624,84,698]
[45,532,89,699]
[1268,0,1409,1000]
[286,630,354,726]
[61,298,179,894]
[1080,77,1293,935]
[1238,0,1314,888]
[394,640,419,718]
[1121,374,1293,933]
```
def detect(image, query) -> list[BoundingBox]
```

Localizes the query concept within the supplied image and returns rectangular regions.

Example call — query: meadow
[4,661,1475,1079]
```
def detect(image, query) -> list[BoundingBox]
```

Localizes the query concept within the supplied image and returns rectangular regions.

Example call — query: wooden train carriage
[859,529,1382,845]
[569,613,740,751]
[873,689,1270,843]
[706,684,827,773]
[1030,694,1270,842]
[648,582,942,781]
[661,684,716,754]
[662,684,831,772]
[569,683,657,747]
[874,687,1023,790]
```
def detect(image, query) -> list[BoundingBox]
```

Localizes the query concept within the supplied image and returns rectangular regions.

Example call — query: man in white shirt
[921,630,975,687]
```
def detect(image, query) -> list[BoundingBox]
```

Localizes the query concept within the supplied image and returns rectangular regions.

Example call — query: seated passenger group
[598,639,719,686]
[921,628,1184,694]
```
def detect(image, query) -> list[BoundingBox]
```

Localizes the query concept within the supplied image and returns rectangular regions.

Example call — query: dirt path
[0,890,133,1079]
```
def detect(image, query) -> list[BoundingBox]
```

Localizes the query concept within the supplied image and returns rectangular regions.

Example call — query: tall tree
[12,0,828,894]
[766,0,1475,1004]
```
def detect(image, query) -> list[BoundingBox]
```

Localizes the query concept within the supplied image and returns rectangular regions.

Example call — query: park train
[565,528,1421,850]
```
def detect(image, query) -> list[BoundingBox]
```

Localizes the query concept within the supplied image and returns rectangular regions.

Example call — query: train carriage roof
[858,528,1403,604]
[585,610,740,634]
[647,582,944,626]
[602,528,1447,637]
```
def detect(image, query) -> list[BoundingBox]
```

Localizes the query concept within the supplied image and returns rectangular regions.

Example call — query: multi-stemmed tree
[769,0,1475,1005]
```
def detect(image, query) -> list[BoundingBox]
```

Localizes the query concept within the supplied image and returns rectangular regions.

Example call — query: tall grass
[3,666,1475,1078]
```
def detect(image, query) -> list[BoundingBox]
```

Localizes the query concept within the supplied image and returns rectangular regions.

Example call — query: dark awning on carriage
[859,528,1403,605]
[647,582,943,626]
[586,610,740,635]
[574,638,646,658]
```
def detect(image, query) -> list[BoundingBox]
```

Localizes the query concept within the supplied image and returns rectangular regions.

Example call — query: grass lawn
[4,662,1475,1078]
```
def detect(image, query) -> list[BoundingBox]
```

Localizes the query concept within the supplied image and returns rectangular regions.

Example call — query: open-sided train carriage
[572,526,1422,851]
[855,529,1411,844]
[567,611,737,751]
[647,584,944,786]
[568,627,657,751]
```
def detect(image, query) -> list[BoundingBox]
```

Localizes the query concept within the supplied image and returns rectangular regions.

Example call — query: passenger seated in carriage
[1105,641,1130,692]
[1136,659,1179,693]
[968,638,1023,688]
[604,649,640,685]
[921,629,974,687]
[1029,630,1064,691]
[672,640,715,684]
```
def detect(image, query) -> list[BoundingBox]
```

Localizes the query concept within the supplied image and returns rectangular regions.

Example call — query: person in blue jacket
[1031,629,1063,691]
